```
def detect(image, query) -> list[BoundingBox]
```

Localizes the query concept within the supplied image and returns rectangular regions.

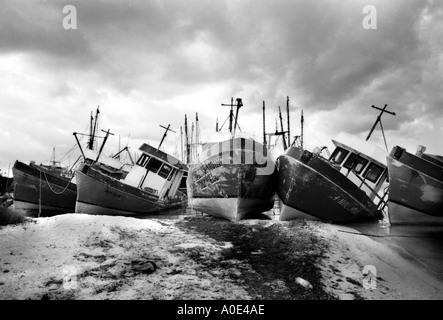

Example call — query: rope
[42,171,75,195]
[39,169,42,217]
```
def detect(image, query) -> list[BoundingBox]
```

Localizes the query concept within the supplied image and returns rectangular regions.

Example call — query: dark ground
[176,215,336,300]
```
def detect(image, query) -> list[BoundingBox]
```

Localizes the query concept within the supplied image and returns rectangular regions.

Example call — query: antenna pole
[158,124,176,150]
[286,96,290,149]
[263,101,267,147]
[366,104,396,151]
[279,106,288,150]
[301,110,304,149]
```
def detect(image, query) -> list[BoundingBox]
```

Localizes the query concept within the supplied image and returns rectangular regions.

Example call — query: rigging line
[337,230,441,239]
[42,171,75,195]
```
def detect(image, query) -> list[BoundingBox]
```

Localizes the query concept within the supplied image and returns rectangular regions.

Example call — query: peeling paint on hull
[187,137,277,221]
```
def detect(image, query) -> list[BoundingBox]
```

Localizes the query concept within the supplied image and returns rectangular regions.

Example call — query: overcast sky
[1,0,442,175]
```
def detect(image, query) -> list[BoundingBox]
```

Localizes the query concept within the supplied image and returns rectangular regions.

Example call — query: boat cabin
[122,144,188,199]
[328,132,388,202]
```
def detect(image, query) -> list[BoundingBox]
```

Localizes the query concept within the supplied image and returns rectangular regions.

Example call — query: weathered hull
[387,147,443,225]
[187,138,277,221]
[12,161,76,215]
[277,147,381,222]
[75,165,185,216]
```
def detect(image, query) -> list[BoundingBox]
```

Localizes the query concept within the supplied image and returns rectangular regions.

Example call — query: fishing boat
[277,132,388,222]
[75,125,188,216]
[12,159,77,214]
[187,98,277,221]
[386,145,443,225]
[11,108,131,216]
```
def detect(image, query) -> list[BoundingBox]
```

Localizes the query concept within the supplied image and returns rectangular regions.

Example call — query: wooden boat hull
[187,138,277,221]
[12,160,76,215]
[387,146,443,225]
[277,147,382,222]
[75,164,185,216]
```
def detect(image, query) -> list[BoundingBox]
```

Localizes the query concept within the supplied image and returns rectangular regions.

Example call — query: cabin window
[363,163,384,183]
[145,157,163,173]
[158,163,173,179]
[343,153,368,174]
[136,154,150,167]
[330,147,349,165]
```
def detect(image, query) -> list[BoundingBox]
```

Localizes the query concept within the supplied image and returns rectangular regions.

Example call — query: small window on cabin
[343,153,368,174]
[363,163,384,183]
[136,154,150,167]
[145,158,163,173]
[330,147,349,164]
[158,164,173,179]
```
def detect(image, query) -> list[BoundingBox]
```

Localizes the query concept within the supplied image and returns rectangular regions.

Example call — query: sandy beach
[1,212,442,301]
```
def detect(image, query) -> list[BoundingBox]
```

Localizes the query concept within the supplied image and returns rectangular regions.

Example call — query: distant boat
[277,132,388,223]
[386,145,443,225]
[75,126,188,216]
[187,98,277,221]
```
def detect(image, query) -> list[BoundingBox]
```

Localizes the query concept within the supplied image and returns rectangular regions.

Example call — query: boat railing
[348,169,389,210]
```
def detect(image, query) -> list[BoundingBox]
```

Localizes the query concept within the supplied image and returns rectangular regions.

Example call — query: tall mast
[180,126,184,163]
[91,106,100,150]
[185,115,190,163]
[366,104,396,152]
[195,112,200,158]
[88,111,94,149]
[286,96,290,149]
[190,122,194,160]
[233,98,242,137]
[158,124,175,150]
[263,101,267,147]
[301,109,304,149]
[279,106,288,150]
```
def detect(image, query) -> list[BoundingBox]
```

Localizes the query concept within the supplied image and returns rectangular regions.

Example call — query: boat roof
[139,143,187,170]
[331,132,387,167]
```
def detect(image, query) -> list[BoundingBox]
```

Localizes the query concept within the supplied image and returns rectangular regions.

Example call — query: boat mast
[286,96,290,149]
[88,110,94,150]
[95,129,114,163]
[180,126,184,163]
[263,101,267,148]
[279,106,288,150]
[233,98,242,137]
[195,112,200,158]
[158,124,175,150]
[185,115,190,163]
[366,104,396,152]
[301,109,304,149]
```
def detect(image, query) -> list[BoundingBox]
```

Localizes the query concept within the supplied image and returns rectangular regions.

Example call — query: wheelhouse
[123,144,188,200]
[329,133,388,202]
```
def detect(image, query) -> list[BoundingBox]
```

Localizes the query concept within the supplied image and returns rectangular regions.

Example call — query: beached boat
[11,108,131,216]
[386,145,443,225]
[12,160,77,214]
[277,132,388,222]
[187,98,277,221]
[75,130,188,216]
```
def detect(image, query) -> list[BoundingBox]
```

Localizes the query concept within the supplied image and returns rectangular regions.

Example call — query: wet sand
[0,210,442,300]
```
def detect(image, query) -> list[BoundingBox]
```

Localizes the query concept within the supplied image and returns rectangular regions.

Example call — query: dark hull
[277,147,381,222]
[187,138,277,221]
[75,164,185,216]
[387,146,443,225]
[12,160,76,215]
